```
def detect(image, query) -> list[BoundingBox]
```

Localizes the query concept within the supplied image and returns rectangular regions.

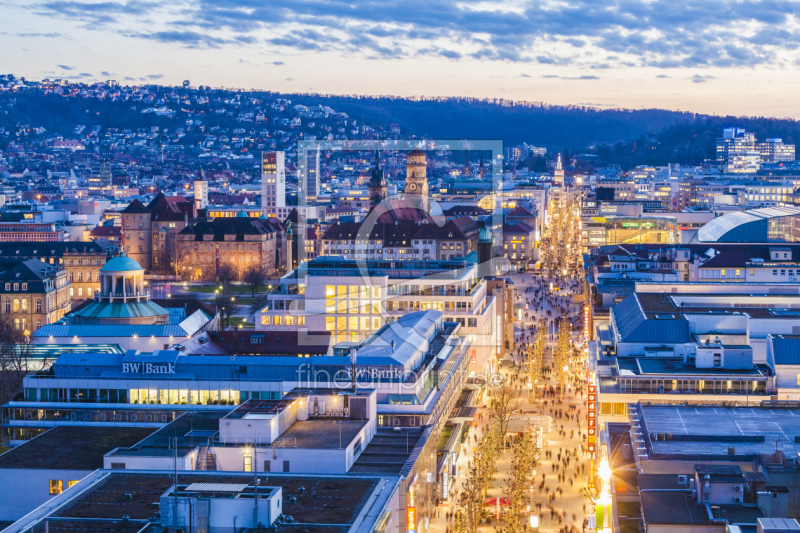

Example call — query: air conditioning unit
[677,475,688,486]
[734,497,742,504]
[734,485,742,492]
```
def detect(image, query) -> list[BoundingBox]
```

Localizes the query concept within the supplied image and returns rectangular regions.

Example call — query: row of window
[50,479,79,495]
[3,298,42,313]
[4,283,28,291]
[260,315,305,326]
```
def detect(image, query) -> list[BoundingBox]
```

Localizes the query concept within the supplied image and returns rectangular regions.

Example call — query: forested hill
[286,93,800,167]
[288,94,695,148]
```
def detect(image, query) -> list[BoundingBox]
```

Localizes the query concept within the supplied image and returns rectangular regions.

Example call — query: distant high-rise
[303,147,320,201]
[758,138,796,162]
[714,128,794,172]
[261,151,286,213]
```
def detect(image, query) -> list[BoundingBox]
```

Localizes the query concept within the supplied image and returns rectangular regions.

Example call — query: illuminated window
[325,317,335,331]
[261,316,270,325]
[67,480,79,489]
[49,480,63,495]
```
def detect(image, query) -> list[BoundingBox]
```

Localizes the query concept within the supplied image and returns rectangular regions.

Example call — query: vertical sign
[587,383,597,492]
[407,507,416,533]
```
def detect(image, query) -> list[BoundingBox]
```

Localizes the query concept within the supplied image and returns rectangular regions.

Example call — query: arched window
[14,318,19,330]
[13,299,19,312]
[21,299,28,312]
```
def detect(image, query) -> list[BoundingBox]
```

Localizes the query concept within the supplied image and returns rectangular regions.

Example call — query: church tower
[404,149,429,208]
[554,153,565,185]
[368,150,387,207]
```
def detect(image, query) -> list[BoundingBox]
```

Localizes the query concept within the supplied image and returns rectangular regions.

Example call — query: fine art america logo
[122,362,176,374]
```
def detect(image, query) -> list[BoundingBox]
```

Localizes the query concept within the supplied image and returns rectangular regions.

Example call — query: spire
[556,153,563,171]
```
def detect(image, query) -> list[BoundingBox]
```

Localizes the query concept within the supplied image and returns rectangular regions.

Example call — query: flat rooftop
[641,490,762,526]
[108,411,223,457]
[224,398,295,419]
[279,419,368,449]
[0,427,155,470]
[35,471,383,530]
[638,403,800,457]
[618,357,763,377]
[350,428,425,475]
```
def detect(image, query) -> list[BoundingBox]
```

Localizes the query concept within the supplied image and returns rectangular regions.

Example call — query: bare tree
[0,318,37,405]
[554,316,571,401]
[459,454,484,533]
[165,239,190,280]
[217,263,237,290]
[242,264,267,297]
[501,430,538,533]
[212,292,240,330]
[488,379,522,443]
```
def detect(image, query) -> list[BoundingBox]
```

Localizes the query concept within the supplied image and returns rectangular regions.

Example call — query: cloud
[146,73,163,79]
[101,71,111,76]
[24,0,800,69]
[17,32,64,38]
[31,1,158,27]
[656,74,670,78]
[541,74,599,80]
[129,30,254,48]
[519,73,531,78]
[272,61,285,65]
[57,64,74,70]
[692,74,715,83]
[284,77,294,81]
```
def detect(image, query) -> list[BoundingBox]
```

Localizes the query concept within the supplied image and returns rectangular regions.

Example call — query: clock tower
[404,149,429,205]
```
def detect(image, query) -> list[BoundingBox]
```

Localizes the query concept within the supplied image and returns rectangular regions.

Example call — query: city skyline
[3,0,800,117]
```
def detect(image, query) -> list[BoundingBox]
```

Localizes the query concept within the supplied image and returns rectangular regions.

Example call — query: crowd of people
[435,205,592,533]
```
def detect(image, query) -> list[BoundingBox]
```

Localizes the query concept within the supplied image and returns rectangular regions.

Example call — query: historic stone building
[0,259,71,333]
[120,193,194,272]
[177,213,285,281]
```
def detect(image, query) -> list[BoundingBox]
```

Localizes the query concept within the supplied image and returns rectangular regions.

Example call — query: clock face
[409,183,417,191]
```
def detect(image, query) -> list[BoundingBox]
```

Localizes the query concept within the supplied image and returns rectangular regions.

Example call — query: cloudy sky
[2,0,800,116]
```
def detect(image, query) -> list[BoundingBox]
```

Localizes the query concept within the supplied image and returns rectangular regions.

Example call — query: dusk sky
[3,0,800,117]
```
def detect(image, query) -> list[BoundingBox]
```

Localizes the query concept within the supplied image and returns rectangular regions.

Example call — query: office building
[303,146,320,200]
[11,310,468,433]
[759,138,796,162]
[256,257,504,375]
[261,151,286,213]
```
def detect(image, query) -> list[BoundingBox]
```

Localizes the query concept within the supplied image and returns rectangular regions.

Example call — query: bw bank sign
[122,362,176,374]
